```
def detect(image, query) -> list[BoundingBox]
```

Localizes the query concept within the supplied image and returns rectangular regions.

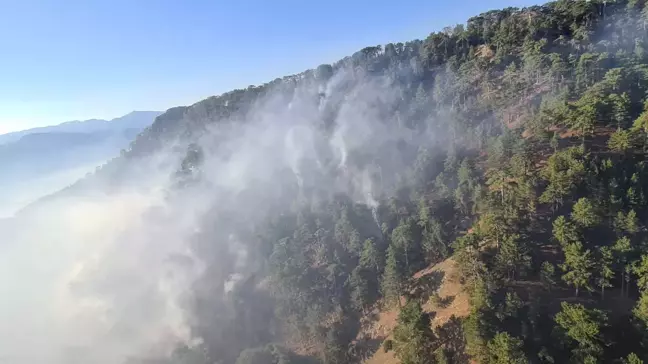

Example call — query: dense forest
[89,0,648,363]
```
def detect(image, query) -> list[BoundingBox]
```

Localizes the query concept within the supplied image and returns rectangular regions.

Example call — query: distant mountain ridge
[0,110,162,217]
[0,111,162,145]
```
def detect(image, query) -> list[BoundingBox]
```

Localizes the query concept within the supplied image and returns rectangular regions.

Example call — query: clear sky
[0,0,540,134]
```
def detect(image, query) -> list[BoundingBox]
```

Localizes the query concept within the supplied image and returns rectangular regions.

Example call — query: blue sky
[0,0,540,134]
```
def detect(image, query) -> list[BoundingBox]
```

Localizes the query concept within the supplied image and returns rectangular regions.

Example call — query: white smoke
[0,63,445,364]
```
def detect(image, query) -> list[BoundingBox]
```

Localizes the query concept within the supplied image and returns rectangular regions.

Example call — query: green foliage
[570,198,600,228]
[123,1,648,362]
[596,246,615,299]
[494,234,531,280]
[633,291,648,328]
[359,238,383,273]
[623,353,644,364]
[393,301,437,364]
[632,100,648,135]
[540,147,586,209]
[478,212,507,246]
[633,255,648,293]
[608,129,637,153]
[335,210,362,256]
[419,198,448,264]
[610,92,631,129]
[550,131,560,152]
[541,261,557,288]
[456,158,478,214]
[348,267,370,312]
[572,96,598,143]
[615,210,640,235]
[555,302,607,362]
[486,332,528,364]
[421,218,448,264]
[626,210,640,234]
[463,309,488,361]
[553,216,579,246]
[382,244,405,304]
[614,236,634,297]
[561,242,594,296]
[502,291,522,319]
[614,236,633,261]
[453,233,486,289]
[392,218,420,273]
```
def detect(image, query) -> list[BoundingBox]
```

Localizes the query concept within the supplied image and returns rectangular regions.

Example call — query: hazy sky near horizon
[0,0,539,134]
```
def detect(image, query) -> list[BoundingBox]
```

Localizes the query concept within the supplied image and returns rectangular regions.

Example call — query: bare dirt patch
[363,258,471,364]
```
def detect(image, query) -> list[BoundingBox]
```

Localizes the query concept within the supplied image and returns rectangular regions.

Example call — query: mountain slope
[9,1,648,364]
[109,2,648,363]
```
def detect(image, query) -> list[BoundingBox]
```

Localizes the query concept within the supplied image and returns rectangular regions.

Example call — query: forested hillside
[91,1,648,363]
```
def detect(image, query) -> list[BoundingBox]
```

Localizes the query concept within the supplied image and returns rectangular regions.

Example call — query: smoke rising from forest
[8,1,648,363]
[0,57,456,364]
[7,0,648,362]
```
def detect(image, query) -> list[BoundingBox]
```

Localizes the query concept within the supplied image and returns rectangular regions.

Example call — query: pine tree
[322,326,346,364]
[633,291,648,329]
[495,234,530,280]
[614,211,628,235]
[486,332,528,364]
[571,198,599,228]
[392,218,418,274]
[359,238,382,274]
[626,210,639,234]
[550,131,560,152]
[632,100,648,151]
[622,353,644,364]
[610,92,631,129]
[393,300,437,364]
[453,233,485,287]
[561,242,594,297]
[421,218,447,264]
[456,158,477,214]
[613,236,633,297]
[382,244,405,305]
[479,212,507,249]
[573,98,597,145]
[348,267,369,312]
[418,198,447,263]
[502,291,523,319]
[608,129,635,154]
[486,169,509,207]
[633,255,648,293]
[596,246,614,300]
[334,210,362,256]
[555,302,607,362]
[553,215,580,246]
[541,261,557,289]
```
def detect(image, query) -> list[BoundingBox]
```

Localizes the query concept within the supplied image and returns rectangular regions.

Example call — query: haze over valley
[0,111,161,217]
